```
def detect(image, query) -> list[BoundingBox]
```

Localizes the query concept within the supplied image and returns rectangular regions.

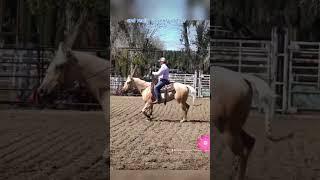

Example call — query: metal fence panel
[288,41,320,111]
[110,72,210,98]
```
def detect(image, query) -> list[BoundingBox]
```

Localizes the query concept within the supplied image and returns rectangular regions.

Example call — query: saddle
[151,81,176,105]
[160,82,175,93]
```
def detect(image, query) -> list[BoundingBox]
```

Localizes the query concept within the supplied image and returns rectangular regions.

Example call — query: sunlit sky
[151,19,197,51]
[127,19,198,51]
[128,0,207,50]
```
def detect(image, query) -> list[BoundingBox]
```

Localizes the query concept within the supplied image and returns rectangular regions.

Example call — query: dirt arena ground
[213,111,320,180]
[0,109,107,180]
[110,96,210,170]
[2,95,320,179]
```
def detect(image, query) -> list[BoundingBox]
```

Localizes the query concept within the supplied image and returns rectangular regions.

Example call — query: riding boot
[152,99,162,104]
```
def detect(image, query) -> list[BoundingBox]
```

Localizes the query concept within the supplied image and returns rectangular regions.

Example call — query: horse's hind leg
[223,129,254,180]
[239,130,255,180]
[180,102,189,123]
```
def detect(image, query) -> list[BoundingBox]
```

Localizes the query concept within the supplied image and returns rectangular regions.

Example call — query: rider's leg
[154,80,165,102]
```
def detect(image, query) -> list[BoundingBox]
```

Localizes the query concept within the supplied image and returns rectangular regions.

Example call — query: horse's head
[122,75,134,93]
[38,42,78,97]
[122,66,138,93]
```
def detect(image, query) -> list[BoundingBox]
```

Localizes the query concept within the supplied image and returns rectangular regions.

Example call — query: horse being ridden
[122,66,196,122]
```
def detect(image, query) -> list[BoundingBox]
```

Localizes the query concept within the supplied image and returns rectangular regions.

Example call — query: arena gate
[213,27,320,113]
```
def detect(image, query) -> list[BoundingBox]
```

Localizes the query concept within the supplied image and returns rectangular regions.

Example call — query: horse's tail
[186,85,196,105]
[242,74,293,142]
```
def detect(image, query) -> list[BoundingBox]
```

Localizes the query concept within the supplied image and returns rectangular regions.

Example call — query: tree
[111,19,164,76]
[26,0,108,47]
[180,20,209,73]
[212,0,320,40]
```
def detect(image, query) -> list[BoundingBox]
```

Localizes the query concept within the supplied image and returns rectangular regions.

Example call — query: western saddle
[151,79,176,105]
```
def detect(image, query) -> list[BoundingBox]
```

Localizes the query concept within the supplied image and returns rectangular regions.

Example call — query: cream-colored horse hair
[38,44,109,159]
[122,76,196,122]
[212,66,293,180]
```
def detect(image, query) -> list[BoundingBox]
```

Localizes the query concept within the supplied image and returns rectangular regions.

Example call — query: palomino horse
[122,72,197,122]
[38,42,109,158]
[212,66,293,180]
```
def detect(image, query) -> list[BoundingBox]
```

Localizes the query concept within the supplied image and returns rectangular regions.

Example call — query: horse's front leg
[149,103,153,118]
[142,102,152,120]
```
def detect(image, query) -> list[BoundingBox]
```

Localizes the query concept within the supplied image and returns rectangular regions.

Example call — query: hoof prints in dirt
[0,110,107,179]
[110,96,210,170]
[212,112,320,180]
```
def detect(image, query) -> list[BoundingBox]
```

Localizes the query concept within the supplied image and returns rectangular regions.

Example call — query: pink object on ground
[197,134,210,153]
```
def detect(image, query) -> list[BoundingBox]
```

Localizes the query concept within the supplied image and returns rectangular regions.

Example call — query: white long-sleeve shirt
[152,64,169,80]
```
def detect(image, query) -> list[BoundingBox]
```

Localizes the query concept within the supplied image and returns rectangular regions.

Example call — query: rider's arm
[152,65,165,76]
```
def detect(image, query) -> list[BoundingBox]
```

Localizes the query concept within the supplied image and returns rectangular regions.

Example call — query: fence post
[283,28,289,113]
[271,27,289,113]
[239,40,242,72]
[271,27,279,112]
[200,70,204,97]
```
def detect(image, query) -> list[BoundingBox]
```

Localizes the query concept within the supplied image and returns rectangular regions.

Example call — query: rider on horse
[152,57,170,104]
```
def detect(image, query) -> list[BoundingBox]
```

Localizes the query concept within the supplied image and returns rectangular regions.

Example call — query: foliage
[180,20,209,72]
[112,19,210,76]
[25,0,108,47]
[111,19,165,76]
[213,0,320,40]
[26,0,106,15]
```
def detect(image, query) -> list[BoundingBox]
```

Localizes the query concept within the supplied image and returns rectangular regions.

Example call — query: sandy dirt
[212,111,320,180]
[110,96,210,170]
[3,96,319,179]
[0,109,107,180]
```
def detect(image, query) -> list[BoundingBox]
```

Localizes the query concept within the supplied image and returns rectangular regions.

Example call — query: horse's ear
[130,65,138,77]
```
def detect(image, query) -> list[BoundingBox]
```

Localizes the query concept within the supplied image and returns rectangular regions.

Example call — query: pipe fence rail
[0,48,105,109]
[212,27,320,112]
[110,71,210,98]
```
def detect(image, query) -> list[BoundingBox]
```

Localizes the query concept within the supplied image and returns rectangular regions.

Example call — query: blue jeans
[154,79,169,101]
